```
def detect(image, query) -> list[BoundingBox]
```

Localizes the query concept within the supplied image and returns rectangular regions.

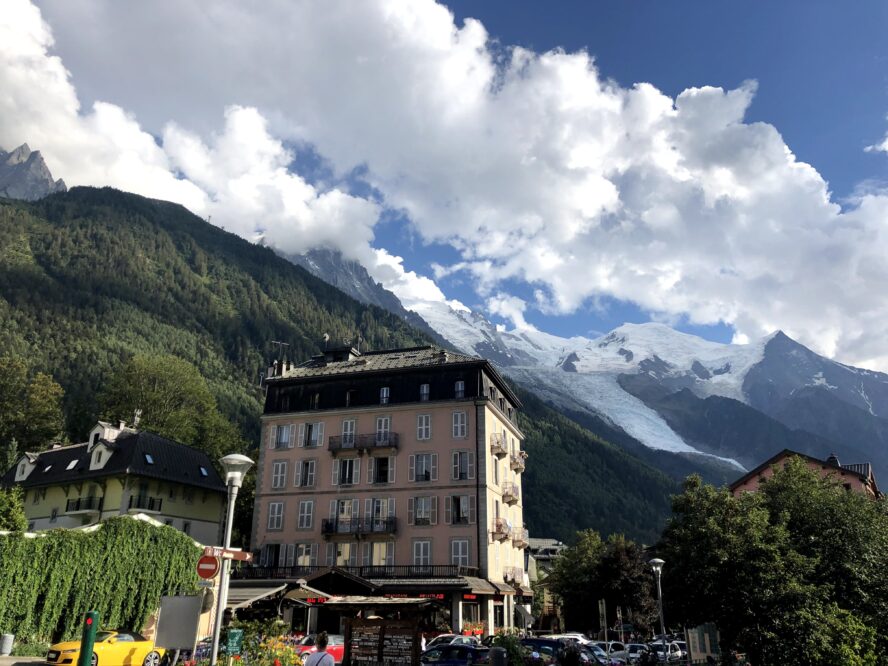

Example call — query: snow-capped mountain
[411,302,888,478]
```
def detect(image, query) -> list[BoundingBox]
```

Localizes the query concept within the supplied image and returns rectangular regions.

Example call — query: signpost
[598,599,607,647]
[76,611,99,666]
[203,546,253,562]
[225,629,244,657]
[197,556,221,580]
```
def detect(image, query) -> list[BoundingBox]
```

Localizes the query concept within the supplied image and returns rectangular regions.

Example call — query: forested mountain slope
[0,187,428,438]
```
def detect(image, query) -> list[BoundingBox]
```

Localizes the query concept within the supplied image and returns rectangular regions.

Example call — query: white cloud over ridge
[8,0,888,369]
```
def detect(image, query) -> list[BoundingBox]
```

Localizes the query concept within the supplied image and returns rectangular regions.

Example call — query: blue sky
[10,0,888,366]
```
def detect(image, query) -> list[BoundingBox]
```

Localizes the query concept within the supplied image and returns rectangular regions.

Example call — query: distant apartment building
[730,449,882,499]
[1,421,227,544]
[249,345,530,634]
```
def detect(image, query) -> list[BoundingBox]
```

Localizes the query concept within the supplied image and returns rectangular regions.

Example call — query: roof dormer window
[200,467,208,477]
[66,460,78,470]
[43,465,52,473]
[18,463,25,476]
[144,453,154,465]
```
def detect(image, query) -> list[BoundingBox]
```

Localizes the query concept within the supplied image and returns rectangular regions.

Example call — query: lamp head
[219,453,254,488]
[648,557,665,575]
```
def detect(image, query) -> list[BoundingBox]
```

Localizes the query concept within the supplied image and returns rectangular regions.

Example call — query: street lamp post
[210,454,254,666]
[648,558,667,663]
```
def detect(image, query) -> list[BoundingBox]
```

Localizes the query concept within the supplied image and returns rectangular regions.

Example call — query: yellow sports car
[46,630,165,666]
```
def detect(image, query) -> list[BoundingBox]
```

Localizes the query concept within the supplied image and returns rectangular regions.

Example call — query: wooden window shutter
[354,458,361,484]
[452,452,459,480]
[316,422,325,447]
[385,541,394,565]
[431,454,438,481]
[408,455,416,482]
[286,543,295,566]
[362,542,371,566]
[294,463,302,487]
[288,424,296,448]
[388,456,396,483]
[329,500,337,520]
[468,451,476,479]
[469,495,477,524]
[332,459,340,486]
[431,496,439,525]
[407,497,415,525]
[388,497,395,517]
[268,425,277,449]
[364,498,372,519]
[367,457,375,484]
[326,543,335,566]
[310,543,318,566]
[278,545,288,567]
[351,499,360,522]
[297,423,305,447]
[444,495,452,524]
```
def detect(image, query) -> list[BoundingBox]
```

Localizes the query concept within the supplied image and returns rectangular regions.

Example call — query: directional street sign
[203,546,254,562]
[197,555,221,579]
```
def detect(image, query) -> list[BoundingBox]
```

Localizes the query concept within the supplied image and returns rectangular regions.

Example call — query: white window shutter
[452,452,459,480]
[468,452,476,479]
[286,543,296,566]
[444,495,452,524]
[268,425,277,449]
[388,497,395,518]
[367,457,375,484]
[408,455,416,482]
[294,463,303,487]
[326,543,335,566]
[329,499,337,520]
[332,459,340,486]
[431,454,438,481]
[431,496,439,525]
[278,545,287,567]
[354,458,361,484]
[297,423,305,447]
[351,499,360,522]
[310,543,318,566]
[364,498,372,520]
[469,495,477,524]
[362,542,371,566]
[288,424,296,448]
[349,542,358,566]
[407,497,415,525]
[317,422,325,447]
[385,541,394,565]
[388,456,396,483]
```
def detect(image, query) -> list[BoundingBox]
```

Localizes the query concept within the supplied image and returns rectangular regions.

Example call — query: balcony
[502,482,520,505]
[511,527,529,548]
[490,433,508,458]
[492,517,511,541]
[231,564,479,581]
[328,432,400,455]
[321,517,398,536]
[510,451,527,472]
[503,566,524,583]
[65,496,104,515]
[128,495,163,513]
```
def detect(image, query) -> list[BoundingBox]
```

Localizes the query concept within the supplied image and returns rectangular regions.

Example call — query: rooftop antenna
[271,340,290,363]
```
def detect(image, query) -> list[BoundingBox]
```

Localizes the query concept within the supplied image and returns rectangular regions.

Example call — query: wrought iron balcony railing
[65,496,104,513]
[128,495,163,512]
[231,564,479,580]
[321,517,398,535]
[328,432,400,453]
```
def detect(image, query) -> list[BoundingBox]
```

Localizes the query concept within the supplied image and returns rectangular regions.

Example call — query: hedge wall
[0,517,201,642]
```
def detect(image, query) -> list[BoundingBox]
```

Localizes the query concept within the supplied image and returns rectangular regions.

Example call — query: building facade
[2,421,227,545]
[250,345,530,634]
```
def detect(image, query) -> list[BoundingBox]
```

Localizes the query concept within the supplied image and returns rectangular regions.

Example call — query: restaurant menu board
[344,619,418,666]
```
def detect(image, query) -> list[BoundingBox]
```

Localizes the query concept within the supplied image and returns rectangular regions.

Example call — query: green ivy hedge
[0,517,200,643]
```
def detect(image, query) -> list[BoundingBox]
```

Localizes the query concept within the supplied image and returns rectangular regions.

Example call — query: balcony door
[337,499,354,533]
[376,416,391,444]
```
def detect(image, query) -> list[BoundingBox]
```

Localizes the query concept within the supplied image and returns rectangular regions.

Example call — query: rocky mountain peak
[0,143,67,201]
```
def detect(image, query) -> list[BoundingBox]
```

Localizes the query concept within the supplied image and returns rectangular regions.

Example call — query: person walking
[302,632,335,666]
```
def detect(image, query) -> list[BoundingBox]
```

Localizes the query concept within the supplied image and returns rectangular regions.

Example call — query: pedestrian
[302,631,334,666]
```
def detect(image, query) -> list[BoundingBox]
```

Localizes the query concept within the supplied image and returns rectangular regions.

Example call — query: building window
[296,459,316,487]
[410,453,437,482]
[338,458,359,485]
[296,543,316,566]
[452,539,470,567]
[413,540,431,567]
[311,393,320,409]
[452,451,475,480]
[95,451,103,465]
[419,383,430,401]
[454,380,465,399]
[508,407,513,419]
[182,521,191,535]
[372,456,391,484]
[66,460,78,471]
[168,486,177,500]
[200,466,208,477]
[447,495,475,524]
[410,496,437,526]
[298,500,314,529]
[345,389,356,407]
[275,425,292,449]
[328,541,358,566]
[417,414,431,440]
[165,519,173,527]
[493,459,499,484]
[376,416,391,444]
[299,422,325,448]
[43,465,52,473]
[371,541,394,566]
[380,386,390,405]
[18,464,24,476]
[50,508,58,523]
[499,398,506,411]
[272,461,288,489]
[489,387,497,400]
[452,411,467,438]
[268,502,284,530]
[341,419,355,447]
[183,488,194,504]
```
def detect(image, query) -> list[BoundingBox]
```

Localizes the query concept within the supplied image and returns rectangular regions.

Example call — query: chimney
[119,420,126,430]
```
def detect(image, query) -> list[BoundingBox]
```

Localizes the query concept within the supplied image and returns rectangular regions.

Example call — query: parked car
[427,634,480,649]
[420,645,489,664]
[584,644,624,665]
[648,641,682,662]
[611,643,648,663]
[592,641,625,654]
[673,641,687,660]
[520,638,563,664]
[46,630,164,666]
[296,633,345,664]
[553,633,592,645]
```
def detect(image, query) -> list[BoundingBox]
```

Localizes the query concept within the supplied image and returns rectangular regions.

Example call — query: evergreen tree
[0,486,27,531]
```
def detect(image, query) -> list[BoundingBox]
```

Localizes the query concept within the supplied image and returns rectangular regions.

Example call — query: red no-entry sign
[197,555,221,580]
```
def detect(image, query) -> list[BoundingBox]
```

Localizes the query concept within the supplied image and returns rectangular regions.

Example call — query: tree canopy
[658,459,888,665]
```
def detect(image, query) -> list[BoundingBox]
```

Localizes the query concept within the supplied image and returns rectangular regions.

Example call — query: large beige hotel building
[249,345,530,633]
